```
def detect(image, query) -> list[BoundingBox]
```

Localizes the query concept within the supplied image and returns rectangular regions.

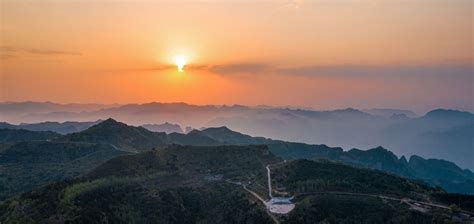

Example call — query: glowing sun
[174,56,187,72]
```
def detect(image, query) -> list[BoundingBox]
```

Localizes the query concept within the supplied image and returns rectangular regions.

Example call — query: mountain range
[1,102,472,170]
[1,142,472,223]
[0,118,473,203]
[1,118,473,223]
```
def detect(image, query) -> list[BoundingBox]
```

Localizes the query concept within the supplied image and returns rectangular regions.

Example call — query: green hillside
[0,141,128,201]
[269,159,435,198]
[1,118,472,203]
[0,145,279,223]
[200,126,474,194]
[2,145,470,223]
[0,128,60,143]
[60,118,168,152]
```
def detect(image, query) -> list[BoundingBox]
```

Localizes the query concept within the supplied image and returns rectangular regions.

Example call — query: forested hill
[197,125,474,195]
[2,145,471,223]
[0,118,473,203]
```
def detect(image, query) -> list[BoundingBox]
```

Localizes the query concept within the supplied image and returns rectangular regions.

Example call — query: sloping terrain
[0,145,279,223]
[0,141,128,201]
[200,126,474,194]
[1,146,471,223]
[0,129,60,143]
[267,160,473,223]
[2,102,472,171]
[0,118,472,203]
[60,118,169,152]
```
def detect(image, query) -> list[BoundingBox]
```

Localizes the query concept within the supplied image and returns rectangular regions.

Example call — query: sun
[174,56,187,72]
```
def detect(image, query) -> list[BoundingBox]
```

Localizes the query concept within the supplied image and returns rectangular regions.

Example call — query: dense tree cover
[0,141,128,201]
[0,128,60,143]
[87,144,280,180]
[60,118,169,152]
[0,181,272,224]
[270,160,439,198]
[61,119,220,152]
[285,195,449,224]
[0,118,472,208]
[431,193,474,212]
[0,145,281,223]
[200,125,474,195]
[1,145,470,223]
[409,155,474,194]
[6,118,470,195]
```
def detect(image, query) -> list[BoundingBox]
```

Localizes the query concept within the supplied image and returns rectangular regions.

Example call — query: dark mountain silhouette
[0,145,465,223]
[200,126,268,145]
[141,122,183,133]
[0,120,101,134]
[423,109,473,120]
[59,119,221,150]
[363,108,417,118]
[1,120,184,135]
[409,155,474,194]
[167,130,218,146]
[0,128,60,143]
[0,141,128,200]
[16,121,101,134]
[60,118,168,152]
[196,124,474,194]
[379,109,474,170]
[87,144,279,179]
[1,102,471,170]
[1,118,473,201]
[0,122,15,129]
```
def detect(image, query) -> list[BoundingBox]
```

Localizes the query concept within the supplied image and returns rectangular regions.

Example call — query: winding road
[227,160,474,224]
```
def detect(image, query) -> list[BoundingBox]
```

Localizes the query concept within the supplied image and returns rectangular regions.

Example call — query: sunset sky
[1,0,472,113]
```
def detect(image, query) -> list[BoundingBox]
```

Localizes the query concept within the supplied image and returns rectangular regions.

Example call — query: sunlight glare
[175,56,187,72]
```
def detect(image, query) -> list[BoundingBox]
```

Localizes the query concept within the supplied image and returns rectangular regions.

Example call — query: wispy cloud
[0,46,82,59]
[27,49,82,56]
[276,64,474,78]
[204,63,473,78]
[117,63,267,75]
[112,62,473,79]
[0,54,16,59]
[208,63,268,75]
[0,46,17,52]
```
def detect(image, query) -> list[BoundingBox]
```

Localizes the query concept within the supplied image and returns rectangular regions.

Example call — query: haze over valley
[2,101,472,170]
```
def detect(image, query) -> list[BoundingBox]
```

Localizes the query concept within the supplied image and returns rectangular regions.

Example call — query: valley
[0,118,473,223]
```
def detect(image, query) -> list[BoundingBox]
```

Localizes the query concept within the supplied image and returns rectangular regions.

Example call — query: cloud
[0,46,82,58]
[128,63,268,75]
[114,64,208,72]
[204,63,472,78]
[208,63,268,75]
[27,49,82,56]
[0,54,16,59]
[116,62,473,80]
[0,46,17,52]
[276,64,473,78]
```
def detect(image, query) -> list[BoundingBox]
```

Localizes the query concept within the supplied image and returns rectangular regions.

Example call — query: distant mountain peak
[332,107,361,113]
[331,108,372,117]
[372,146,388,151]
[187,129,206,135]
[204,126,232,132]
[103,118,118,123]
[94,118,123,127]
[424,109,473,119]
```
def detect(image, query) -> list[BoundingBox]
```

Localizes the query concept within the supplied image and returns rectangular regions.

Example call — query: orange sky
[0,0,472,113]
